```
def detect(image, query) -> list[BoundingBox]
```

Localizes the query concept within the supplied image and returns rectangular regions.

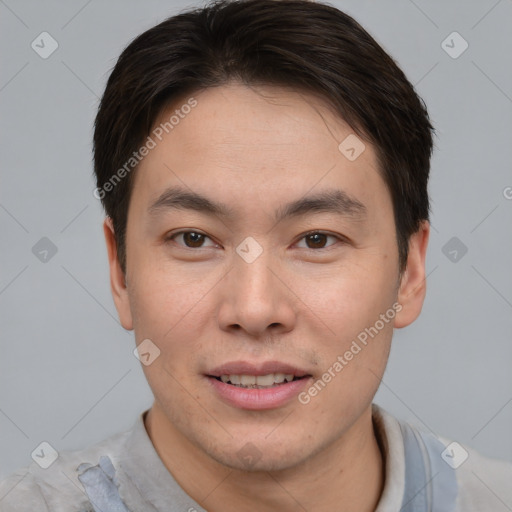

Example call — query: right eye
[166,230,218,249]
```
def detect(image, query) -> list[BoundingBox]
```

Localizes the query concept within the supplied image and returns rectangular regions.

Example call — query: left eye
[295,232,340,250]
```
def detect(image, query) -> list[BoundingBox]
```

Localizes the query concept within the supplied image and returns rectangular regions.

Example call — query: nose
[216,247,297,338]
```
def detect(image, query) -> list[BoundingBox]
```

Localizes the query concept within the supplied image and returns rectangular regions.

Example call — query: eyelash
[166,230,345,251]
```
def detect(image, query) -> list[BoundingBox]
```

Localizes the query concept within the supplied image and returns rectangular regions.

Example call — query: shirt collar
[117,409,206,511]
[118,405,405,511]
[372,403,406,511]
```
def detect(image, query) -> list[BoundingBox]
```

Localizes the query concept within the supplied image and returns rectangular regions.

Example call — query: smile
[206,362,312,410]
[215,373,304,388]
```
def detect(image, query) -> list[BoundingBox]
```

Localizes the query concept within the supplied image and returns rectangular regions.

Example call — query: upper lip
[208,361,310,377]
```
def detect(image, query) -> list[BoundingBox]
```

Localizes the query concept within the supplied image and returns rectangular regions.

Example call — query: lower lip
[207,376,311,410]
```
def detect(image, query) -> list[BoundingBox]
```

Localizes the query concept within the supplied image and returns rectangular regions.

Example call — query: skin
[104,83,429,512]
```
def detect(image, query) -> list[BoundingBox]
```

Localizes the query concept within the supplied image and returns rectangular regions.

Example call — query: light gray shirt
[1,404,511,511]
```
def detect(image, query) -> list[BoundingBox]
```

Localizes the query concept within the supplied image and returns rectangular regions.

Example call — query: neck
[144,404,384,512]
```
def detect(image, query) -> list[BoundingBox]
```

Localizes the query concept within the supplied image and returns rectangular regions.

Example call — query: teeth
[256,374,274,386]
[218,373,298,388]
[274,373,286,384]
[240,375,256,385]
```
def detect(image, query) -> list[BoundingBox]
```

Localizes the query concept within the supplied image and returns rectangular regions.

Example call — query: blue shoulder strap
[400,422,458,512]
[77,455,132,512]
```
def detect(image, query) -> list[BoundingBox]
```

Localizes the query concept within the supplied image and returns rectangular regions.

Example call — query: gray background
[1,0,511,480]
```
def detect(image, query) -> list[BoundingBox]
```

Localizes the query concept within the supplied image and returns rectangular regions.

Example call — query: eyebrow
[147,186,367,224]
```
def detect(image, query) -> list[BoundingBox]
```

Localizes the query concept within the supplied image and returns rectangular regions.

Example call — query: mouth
[210,373,308,389]
[206,361,312,410]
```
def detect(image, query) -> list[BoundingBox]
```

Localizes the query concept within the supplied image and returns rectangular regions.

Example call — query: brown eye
[305,233,328,249]
[168,231,216,248]
[296,231,340,250]
[182,232,205,248]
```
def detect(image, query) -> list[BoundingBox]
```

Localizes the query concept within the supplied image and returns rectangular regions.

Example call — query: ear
[394,221,430,328]
[103,217,133,331]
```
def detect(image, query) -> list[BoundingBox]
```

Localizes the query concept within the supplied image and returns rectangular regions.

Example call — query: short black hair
[93,0,435,274]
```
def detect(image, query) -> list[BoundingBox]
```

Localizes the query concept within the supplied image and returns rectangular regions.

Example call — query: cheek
[292,258,398,344]
[299,324,392,425]
[127,255,214,336]
[290,255,397,408]
[128,263,220,380]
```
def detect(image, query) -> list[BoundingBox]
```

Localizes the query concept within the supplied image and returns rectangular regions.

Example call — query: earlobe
[394,221,430,329]
[103,217,134,331]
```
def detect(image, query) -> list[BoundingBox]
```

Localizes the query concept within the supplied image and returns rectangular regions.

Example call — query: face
[105,83,428,472]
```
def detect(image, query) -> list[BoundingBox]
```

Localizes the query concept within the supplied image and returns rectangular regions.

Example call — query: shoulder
[447,439,512,511]
[0,427,132,512]
[0,454,92,512]
[373,405,512,511]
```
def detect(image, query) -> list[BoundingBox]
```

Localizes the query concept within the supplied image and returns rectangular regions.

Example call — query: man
[1,0,511,510]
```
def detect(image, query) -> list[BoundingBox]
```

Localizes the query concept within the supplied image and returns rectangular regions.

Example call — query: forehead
[130,83,390,223]
[150,84,366,162]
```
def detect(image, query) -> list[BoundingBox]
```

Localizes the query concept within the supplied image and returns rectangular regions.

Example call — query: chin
[213,450,306,473]
[203,435,315,473]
